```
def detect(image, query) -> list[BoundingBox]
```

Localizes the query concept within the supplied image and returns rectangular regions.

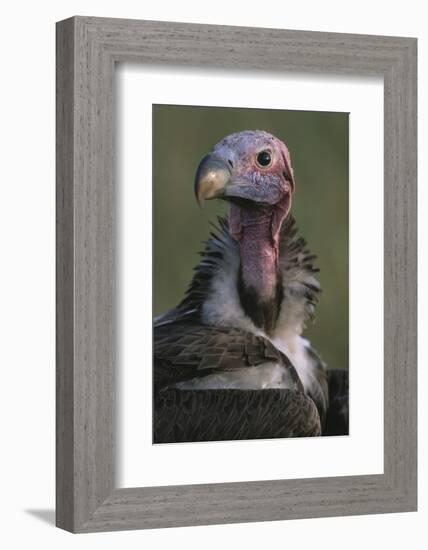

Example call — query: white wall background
[0,1,424,548]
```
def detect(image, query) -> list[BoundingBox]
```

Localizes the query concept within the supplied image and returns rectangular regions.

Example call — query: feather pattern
[154,216,329,429]
[154,388,321,443]
[155,321,304,392]
[155,215,320,327]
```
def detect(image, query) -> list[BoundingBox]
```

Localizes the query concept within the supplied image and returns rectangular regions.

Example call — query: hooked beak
[194,153,286,207]
[194,154,232,206]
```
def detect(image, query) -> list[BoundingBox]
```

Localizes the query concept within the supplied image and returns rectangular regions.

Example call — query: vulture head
[195,130,295,333]
[195,130,295,241]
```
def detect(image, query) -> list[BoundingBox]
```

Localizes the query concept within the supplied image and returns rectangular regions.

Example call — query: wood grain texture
[56,16,417,533]
[56,18,75,532]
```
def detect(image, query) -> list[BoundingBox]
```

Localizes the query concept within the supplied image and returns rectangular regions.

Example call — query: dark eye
[256,150,272,167]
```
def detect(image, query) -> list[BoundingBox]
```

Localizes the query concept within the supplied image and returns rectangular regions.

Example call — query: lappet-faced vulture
[154,130,349,443]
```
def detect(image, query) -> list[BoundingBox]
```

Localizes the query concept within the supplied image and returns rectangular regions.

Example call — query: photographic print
[56,18,417,531]
[153,104,349,444]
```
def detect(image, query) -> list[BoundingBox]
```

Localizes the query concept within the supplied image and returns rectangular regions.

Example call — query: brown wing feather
[154,388,321,443]
[154,321,303,392]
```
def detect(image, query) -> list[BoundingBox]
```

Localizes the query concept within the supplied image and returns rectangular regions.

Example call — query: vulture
[154,130,348,443]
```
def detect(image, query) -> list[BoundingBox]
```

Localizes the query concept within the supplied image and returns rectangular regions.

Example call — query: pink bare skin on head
[230,192,291,305]
[232,203,279,302]
[195,130,295,332]
[217,131,294,325]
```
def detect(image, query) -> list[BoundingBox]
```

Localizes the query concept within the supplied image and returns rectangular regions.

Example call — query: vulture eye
[256,150,272,167]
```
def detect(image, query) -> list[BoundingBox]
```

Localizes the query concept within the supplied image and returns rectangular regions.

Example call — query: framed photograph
[151,104,349,445]
[56,16,417,532]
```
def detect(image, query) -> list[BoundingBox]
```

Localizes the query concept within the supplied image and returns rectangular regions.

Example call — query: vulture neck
[234,206,283,335]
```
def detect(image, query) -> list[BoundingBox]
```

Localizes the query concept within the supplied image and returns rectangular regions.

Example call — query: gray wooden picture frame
[56,16,417,533]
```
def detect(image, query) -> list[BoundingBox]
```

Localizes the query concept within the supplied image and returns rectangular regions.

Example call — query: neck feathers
[158,215,320,339]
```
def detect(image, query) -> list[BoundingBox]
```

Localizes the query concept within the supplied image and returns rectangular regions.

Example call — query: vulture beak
[195,152,286,207]
[194,153,232,207]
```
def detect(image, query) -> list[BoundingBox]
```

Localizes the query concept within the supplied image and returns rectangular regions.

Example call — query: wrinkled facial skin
[212,130,294,243]
[194,130,296,333]
[212,130,294,200]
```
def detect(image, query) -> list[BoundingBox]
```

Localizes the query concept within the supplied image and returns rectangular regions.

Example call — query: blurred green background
[153,104,349,371]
